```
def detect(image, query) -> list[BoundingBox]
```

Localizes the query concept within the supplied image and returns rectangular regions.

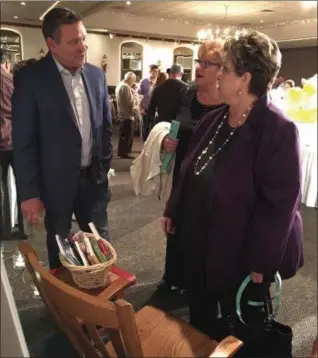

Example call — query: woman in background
[159,40,225,292]
[162,31,303,356]
[153,71,168,90]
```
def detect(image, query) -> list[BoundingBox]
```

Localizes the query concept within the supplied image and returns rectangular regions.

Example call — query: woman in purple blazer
[162,31,304,339]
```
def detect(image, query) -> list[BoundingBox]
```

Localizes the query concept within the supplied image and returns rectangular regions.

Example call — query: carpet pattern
[2,140,317,357]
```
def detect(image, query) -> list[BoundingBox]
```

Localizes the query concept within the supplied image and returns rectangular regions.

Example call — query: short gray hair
[124,71,136,81]
[170,64,183,74]
[224,31,282,97]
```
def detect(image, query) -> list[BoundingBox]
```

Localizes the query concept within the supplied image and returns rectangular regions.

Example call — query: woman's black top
[173,94,223,186]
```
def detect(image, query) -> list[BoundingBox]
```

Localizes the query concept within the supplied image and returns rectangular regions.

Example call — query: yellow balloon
[287,108,317,123]
[303,83,316,98]
[287,87,303,104]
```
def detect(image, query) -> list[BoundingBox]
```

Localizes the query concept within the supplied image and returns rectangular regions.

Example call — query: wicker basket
[59,234,117,289]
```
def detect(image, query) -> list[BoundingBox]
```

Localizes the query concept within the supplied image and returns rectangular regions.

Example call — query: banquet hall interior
[0,1,317,357]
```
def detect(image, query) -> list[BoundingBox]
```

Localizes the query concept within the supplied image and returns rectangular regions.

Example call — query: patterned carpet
[2,138,317,357]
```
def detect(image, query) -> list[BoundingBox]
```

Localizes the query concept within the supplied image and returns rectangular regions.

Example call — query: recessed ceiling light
[160,18,164,21]
[126,1,131,5]
[20,2,26,5]
[260,20,264,23]
[14,16,18,19]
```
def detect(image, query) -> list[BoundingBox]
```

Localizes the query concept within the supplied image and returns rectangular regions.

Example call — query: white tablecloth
[297,122,317,208]
[300,147,317,207]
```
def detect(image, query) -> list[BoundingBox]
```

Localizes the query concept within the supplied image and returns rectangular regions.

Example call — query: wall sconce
[101,54,108,73]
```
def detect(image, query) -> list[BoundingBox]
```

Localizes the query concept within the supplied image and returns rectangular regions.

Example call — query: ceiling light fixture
[126,1,131,5]
[197,5,244,42]
[302,1,317,7]
[14,16,18,19]
[20,2,26,5]
[39,1,61,21]
[260,20,264,23]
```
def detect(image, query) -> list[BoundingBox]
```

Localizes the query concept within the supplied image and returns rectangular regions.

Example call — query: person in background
[148,64,187,125]
[138,64,159,141]
[153,71,168,90]
[116,71,137,159]
[272,76,285,89]
[280,79,295,90]
[158,40,224,292]
[131,82,142,137]
[0,49,26,241]
[11,58,37,74]
[12,7,112,269]
[162,31,303,352]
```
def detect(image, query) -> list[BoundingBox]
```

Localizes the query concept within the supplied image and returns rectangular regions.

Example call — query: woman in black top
[159,40,225,292]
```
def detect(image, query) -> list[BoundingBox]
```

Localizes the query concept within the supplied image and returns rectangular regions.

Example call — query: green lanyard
[236,273,282,325]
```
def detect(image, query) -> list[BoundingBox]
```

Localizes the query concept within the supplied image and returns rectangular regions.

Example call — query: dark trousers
[0,150,25,240]
[142,113,151,142]
[163,233,187,289]
[46,171,111,269]
[118,119,134,157]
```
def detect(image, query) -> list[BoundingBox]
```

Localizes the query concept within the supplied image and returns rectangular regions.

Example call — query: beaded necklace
[194,106,252,176]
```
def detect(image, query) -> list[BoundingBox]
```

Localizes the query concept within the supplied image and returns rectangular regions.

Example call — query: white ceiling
[0,1,101,25]
[102,1,317,26]
[1,1,316,27]
[0,1,317,48]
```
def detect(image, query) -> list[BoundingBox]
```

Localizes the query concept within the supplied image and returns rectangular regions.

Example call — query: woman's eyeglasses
[194,59,222,69]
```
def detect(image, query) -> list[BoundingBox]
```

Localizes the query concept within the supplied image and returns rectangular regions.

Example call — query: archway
[173,46,194,83]
[120,41,143,83]
[0,29,22,64]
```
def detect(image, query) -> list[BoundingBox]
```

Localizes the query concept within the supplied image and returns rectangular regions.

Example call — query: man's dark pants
[46,169,111,269]
[118,118,134,157]
[142,113,151,142]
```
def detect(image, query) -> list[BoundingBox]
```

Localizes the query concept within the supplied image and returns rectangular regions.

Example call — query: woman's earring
[238,90,243,96]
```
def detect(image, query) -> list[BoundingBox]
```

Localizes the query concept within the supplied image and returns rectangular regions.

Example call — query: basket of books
[56,223,117,289]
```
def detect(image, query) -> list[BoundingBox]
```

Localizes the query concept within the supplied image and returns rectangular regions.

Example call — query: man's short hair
[150,64,159,71]
[42,7,82,43]
[124,71,136,81]
[170,64,183,74]
[0,49,10,64]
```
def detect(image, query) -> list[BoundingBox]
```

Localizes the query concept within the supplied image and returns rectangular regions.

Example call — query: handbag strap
[236,272,282,325]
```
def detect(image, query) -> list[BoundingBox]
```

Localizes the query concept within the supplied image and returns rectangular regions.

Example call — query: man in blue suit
[11,8,112,268]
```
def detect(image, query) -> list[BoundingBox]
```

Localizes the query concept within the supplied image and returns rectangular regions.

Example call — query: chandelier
[196,5,247,41]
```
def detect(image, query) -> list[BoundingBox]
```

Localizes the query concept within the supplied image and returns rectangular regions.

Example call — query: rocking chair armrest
[210,336,243,358]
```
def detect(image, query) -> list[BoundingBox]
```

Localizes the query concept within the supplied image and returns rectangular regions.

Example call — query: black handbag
[217,273,293,357]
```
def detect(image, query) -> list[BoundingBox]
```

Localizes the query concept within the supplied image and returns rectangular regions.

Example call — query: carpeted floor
[2,137,317,357]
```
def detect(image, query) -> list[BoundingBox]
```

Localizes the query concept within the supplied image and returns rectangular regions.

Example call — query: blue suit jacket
[11,53,112,215]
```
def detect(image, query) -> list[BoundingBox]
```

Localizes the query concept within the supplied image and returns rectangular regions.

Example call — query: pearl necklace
[194,107,252,176]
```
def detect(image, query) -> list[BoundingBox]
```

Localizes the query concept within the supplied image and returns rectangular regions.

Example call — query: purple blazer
[164,96,304,288]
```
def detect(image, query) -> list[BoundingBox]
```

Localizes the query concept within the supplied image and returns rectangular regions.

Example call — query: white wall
[0,25,198,86]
